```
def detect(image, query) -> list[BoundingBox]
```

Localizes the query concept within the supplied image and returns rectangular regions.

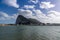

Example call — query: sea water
[0,25,60,40]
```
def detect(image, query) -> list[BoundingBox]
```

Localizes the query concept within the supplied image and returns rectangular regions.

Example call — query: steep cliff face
[16,15,43,25]
[16,15,30,25]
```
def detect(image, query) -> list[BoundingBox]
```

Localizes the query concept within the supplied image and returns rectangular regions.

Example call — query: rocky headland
[15,15,45,25]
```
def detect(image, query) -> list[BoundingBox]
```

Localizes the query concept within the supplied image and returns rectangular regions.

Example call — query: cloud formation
[29,0,38,4]
[0,12,18,20]
[2,0,19,8]
[1,0,60,23]
[24,5,35,9]
[18,8,60,23]
[47,11,60,23]
[40,2,55,9]
[18,9,49,23]
[18,9,35,18]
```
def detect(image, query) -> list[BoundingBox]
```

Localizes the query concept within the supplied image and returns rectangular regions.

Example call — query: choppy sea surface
[0,25,60,40]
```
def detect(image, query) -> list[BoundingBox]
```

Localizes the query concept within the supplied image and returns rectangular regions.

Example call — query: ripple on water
[0,26,60,40]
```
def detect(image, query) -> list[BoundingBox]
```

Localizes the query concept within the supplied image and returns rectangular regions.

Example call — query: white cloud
[18,9,49,23]
[2,0,19,8]
[29,0,39,4]
[0,12,18,20]
[0,12,9,20]
[24,5,35,9]
[47,11,60,23]
[0,12,9,17]
[33,10,60,23]
[10,13,18,19]
[18,9,35,18]
[33,9,46,18]
[33,9,50,23]
[40,2,55,9]
[47,11,60,17]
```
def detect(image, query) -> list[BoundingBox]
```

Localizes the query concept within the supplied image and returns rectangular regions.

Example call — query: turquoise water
[0,26,60,40]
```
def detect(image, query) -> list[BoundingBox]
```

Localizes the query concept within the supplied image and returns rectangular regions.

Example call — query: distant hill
[16,15,44,25]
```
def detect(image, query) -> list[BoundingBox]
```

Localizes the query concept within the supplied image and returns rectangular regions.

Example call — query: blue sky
[0,0,60,24]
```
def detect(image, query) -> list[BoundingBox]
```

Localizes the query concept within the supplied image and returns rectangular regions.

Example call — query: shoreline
[0,24,17,26]
[0,24,60,26]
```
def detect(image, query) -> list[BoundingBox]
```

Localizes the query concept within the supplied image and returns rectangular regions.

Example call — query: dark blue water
[0,25,60,40]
